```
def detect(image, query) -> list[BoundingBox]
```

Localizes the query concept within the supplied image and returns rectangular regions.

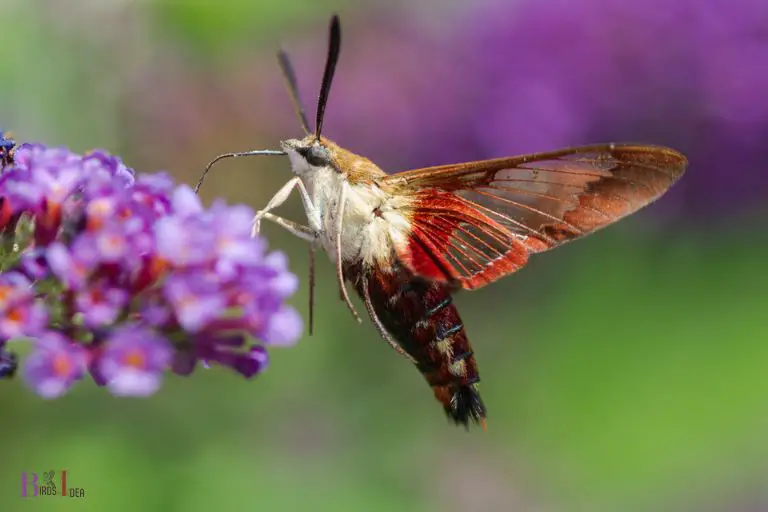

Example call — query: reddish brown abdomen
[347,262,486,428]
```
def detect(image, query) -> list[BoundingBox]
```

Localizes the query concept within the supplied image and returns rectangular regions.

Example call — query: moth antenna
[277,49,311,134]
[194,150,285,194]
[315,14,341,140]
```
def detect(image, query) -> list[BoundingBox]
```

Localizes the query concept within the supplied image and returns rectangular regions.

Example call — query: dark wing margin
[382,144,687,289]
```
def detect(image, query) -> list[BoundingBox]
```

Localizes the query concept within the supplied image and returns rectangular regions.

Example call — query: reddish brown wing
[381,144,687,290]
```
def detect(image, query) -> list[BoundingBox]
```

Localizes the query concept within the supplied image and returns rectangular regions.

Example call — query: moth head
[282,135,374,179]
[281,135,334,175]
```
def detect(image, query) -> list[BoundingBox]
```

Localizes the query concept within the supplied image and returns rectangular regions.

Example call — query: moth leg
[255,213,319,336]
[308,244,316,336]
[285,178,324,334]
[261,212,320,336]
[252,177,300,237]
[251,176,322,335]
[361,273,416,363]
[251,177,322,237]
[256,212,317,242]
[336,182,363,324]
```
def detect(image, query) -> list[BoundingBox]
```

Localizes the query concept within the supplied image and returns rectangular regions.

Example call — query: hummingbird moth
[196,15,688,429]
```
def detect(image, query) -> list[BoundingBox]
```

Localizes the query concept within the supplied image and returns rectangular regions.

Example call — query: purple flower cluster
[0,141,302,398]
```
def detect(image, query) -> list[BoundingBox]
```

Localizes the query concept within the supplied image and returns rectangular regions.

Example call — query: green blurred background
[2,0,767,510]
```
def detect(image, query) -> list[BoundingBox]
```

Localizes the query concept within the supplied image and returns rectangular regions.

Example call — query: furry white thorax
[285,148,412,269]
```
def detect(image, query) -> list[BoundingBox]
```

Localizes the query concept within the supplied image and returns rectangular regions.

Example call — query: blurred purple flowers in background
[461,0,768,217]
[0,132,302,398]
[218,0,763,219]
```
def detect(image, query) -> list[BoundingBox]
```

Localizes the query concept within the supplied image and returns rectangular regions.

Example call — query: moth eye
[299,145,331,167]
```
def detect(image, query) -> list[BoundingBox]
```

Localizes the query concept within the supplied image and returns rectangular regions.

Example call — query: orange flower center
[123,350,146,369]
[149,256,169,281]
[90,199,112,216]
[52,354,72,376]
[86,199,113,230]
[6,307,23,323]
[105,235,122,247]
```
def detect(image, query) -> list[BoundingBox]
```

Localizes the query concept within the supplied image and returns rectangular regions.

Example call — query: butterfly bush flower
[0,134,302,398]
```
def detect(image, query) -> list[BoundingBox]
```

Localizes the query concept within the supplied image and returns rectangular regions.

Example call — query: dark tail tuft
[444,384,486,429]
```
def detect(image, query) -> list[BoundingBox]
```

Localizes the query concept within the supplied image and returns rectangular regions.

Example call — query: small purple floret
[95,325,173,397]
[22,333,87,399]
[162,273,226,332]
[75,282,129,328]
